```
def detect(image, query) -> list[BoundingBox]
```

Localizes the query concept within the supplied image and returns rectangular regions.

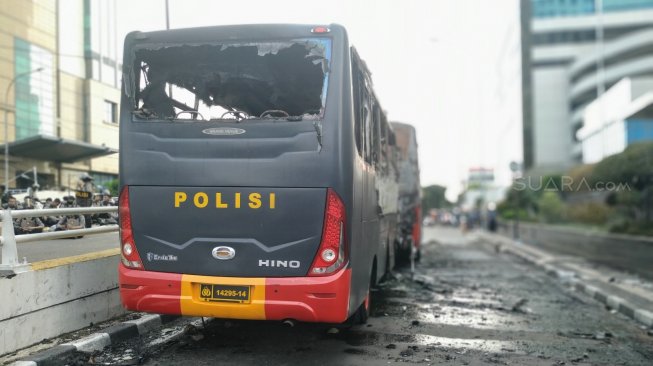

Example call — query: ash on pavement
[65,227,653,366]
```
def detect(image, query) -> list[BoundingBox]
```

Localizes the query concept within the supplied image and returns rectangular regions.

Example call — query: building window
[14,38,55,139]
[104,100,117,123]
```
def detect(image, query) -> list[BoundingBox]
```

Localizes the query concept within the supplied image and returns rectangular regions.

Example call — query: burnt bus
[391,122,421,264]
[118,24,396,324]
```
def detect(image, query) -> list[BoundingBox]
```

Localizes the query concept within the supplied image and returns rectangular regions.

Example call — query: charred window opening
[131,39,331,121]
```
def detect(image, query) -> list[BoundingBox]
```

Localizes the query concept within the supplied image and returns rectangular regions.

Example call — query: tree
[498,180,538,220]
[421,185,451,211]
[591,142,653,221]
[537,191,566,223]
[107,179,119,196]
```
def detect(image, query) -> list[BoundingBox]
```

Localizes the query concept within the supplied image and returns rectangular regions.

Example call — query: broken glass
[130,38,331,121]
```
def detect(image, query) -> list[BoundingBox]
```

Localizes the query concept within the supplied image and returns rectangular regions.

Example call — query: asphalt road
[17,232,119,262]
[64,226,653,365]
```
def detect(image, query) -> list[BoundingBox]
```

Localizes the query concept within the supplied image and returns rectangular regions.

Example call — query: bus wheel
[348,268,374,325]
[353,289,370,324]
[396,237,413,267]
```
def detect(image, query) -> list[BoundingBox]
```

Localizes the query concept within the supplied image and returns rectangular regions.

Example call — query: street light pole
[165,0,172,98]
[3,67,44,190]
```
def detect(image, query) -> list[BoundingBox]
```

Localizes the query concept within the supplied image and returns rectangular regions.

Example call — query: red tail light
[308,189,347,276]
[119,186,143,269]
[311,26,330,33]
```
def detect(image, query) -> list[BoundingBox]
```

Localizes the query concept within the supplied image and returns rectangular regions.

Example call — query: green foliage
[496,206,532,221]
[421,185,451,211]
[537,191,566,223]
[498,142,653,235]
[590,142,653,222]
[106,179,119,196]
[590,142,653,190]
[540,174,563,194]
[499,181,538,220]
[566,202,611,225]
[567,164,596,192]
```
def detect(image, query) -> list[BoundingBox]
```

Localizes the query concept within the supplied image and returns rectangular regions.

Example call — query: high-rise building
[0,0,119,192]
[523,0,653,172]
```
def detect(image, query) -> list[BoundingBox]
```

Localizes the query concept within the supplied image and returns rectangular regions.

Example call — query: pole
[3,108,8,191]
[165,0,170,30]
[1,209,18,267]
[595,0,606,159]
[165,0,172,99]
[4,68,44,190]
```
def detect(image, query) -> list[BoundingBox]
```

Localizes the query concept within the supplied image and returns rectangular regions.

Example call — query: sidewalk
[475,230,653,328]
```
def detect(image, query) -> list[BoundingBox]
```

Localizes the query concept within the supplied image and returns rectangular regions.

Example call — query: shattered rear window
[131,38,331,121]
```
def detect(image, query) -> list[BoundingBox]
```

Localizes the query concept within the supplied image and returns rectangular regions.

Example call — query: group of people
[0,173,118,236]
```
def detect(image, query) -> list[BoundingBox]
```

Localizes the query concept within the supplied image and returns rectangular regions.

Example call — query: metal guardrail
[0,206,119,275]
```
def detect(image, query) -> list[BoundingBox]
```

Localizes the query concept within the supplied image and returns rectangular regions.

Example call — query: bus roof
[124,23,346,46]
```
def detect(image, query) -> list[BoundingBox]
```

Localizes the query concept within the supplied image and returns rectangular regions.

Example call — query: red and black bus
[118,24,397,324]
[391,122,421,264]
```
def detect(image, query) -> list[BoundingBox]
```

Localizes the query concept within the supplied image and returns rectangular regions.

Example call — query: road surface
[16,232,118,262]
[56,226,653,365]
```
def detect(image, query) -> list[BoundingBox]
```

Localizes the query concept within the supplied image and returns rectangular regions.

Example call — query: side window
[353,66,364,158]
[351,50,376,167]
[372,103,381,169]
[379,117,389,175]
[363,103,372,164]
[362,87,373,165]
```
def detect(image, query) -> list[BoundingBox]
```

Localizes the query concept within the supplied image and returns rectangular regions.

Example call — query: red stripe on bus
[264,268,351,323]
[119,265,182,315]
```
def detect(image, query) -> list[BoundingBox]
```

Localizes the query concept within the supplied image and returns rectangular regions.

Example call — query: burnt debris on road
[30,226,653,366]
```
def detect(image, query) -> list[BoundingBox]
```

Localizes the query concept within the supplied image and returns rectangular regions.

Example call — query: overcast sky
[116,0,523,201]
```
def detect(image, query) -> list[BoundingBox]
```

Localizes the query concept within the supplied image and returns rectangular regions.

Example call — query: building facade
[578,77,653,163]
[524,0,653,172]
[0,0,119,192]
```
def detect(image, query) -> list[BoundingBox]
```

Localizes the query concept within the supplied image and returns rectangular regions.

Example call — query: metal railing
[0,206,119,275]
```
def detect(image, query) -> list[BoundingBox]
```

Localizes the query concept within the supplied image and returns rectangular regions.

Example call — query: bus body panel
[119,24,382,322]
[392,122,422,257]
[129,186,326,277]
[120,265,352,323]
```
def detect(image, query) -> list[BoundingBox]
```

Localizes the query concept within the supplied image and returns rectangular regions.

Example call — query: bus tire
[347,266,374,325]
[352,289,370,324]
[395,238,413,267]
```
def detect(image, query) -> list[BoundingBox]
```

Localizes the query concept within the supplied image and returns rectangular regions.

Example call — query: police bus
[118,24,397,324]
[391,122,421,264]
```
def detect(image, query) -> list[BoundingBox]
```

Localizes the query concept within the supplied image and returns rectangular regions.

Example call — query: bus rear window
[131,38,331,121]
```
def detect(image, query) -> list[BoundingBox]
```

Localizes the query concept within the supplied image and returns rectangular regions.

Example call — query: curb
[476,231,653,329]
[11,314,181,366]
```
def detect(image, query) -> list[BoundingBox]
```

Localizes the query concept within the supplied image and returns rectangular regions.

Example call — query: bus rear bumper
[119,265,352,323]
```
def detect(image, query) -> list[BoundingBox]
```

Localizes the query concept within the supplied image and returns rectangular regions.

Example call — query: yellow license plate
[199,284,251,303]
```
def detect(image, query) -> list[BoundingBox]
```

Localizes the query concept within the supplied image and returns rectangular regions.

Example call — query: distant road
[17,232,119,263]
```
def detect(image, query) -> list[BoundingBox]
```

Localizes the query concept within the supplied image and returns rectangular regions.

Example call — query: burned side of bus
[391,122,422,264]
[117,24,384,323]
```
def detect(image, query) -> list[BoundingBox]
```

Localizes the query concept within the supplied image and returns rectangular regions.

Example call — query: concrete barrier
[499,222,653,280]
[0,249,125,356]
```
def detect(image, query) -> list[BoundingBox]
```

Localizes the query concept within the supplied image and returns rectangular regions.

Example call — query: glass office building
[532,0,653,18]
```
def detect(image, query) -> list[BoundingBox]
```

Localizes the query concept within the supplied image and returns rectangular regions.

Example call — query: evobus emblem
[212,246,236,260]
[202,127,246,136]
